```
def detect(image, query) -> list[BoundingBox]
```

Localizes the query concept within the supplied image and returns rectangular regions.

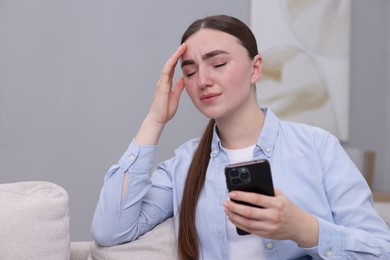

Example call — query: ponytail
[178,119,215,260]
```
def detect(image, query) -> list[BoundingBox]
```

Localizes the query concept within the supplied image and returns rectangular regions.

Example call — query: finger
[228,191,274,208]
[170,43,187,65]
[161,44,187,80]
[225,199,270,220]
[226,210,252,232]
[171,77,185,100]
[228,213,278,238]
[225,202,280,238]
[156,44,187,96]
[225,200,256,220]
[225,206,267,235]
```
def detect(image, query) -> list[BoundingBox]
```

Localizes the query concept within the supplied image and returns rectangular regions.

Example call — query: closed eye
[185,71,196,78]
[214,62,227,68]
[183,61,227,77]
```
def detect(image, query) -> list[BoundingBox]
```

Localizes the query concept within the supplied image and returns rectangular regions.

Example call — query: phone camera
[229,167,251,186]
[239,168,249,179]
[231,177,240,185]
[230,169,239,177]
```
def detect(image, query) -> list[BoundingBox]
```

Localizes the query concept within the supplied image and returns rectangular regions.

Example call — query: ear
[250,54,262,84]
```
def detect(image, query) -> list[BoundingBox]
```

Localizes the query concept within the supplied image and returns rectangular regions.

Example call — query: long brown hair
[178,15,259,260]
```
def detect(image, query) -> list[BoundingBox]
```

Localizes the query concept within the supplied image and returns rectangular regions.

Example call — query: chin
[199,110,224,121]
[195,104,227,120]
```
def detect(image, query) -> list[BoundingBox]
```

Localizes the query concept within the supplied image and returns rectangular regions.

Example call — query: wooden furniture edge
[373,192,390,202]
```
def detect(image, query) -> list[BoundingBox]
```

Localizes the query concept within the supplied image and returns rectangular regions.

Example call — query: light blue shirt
[91,108,390,259]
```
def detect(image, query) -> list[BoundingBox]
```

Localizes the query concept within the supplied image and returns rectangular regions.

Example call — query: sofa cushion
[71,241,93,260]
[0,181,70,260]
[89,217,177,260]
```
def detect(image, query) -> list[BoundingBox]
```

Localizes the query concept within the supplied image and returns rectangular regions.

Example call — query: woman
[91,15,390,259]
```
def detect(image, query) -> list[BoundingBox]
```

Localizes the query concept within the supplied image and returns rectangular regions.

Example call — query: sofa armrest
[89,217,177,260]
[70,241,92,260]
[0,181,70,260]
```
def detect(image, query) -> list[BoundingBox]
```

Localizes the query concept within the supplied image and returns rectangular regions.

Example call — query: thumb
[172,77,185,101]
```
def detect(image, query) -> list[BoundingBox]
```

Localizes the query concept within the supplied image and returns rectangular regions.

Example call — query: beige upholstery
[89,217,177,260]
[0,181,388,259]
[0,181,177,260]
[71,241,93,260]
[0,182,70,260]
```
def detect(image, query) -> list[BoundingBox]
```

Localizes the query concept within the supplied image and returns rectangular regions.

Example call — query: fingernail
[229,192,236,198]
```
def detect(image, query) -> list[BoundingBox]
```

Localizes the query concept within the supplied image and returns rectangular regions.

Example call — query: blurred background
[1,0,389,241]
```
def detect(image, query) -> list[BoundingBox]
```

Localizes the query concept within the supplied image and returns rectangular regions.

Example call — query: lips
[200,93,222,101]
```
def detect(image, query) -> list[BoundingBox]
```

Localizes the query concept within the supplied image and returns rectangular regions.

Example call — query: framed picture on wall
[251,0,351,140]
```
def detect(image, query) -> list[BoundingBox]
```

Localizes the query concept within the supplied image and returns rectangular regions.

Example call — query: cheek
[184,82,197,101]
[224,66,253,98]
[227,64,253,86]
[183,78,191,93]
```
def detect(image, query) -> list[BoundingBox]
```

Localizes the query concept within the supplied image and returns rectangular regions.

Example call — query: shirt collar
[256,107,279,158]
[210,107,280,158]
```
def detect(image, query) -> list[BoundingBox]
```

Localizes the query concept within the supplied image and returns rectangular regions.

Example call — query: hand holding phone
[225,159,275,235]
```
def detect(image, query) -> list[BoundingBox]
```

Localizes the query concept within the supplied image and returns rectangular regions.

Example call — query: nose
[197,67,213,88]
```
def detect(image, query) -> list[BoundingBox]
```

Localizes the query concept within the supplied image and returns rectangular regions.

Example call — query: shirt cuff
[302,217,344,259]
[118,138,157,173]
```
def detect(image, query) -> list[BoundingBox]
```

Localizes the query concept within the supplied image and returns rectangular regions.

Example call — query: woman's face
[181,28,261,121]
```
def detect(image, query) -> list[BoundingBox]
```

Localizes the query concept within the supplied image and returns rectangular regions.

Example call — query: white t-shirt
[222,144,267,260]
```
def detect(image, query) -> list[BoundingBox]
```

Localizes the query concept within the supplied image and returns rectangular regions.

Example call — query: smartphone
[225,159,275,235]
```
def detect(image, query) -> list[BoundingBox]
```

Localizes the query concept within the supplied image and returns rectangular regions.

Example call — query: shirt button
[129,155,135,161]
[265,243,273,250]
[326,251,333,257]
[212,150,218,157]
[265,146,272,153]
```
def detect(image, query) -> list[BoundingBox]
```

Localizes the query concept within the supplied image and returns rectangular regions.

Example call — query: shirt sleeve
[303,133,390,259]
[91,139,174,246]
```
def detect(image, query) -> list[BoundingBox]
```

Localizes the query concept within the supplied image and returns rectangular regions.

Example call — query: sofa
[1,181,389,260]
[0,181,177,260]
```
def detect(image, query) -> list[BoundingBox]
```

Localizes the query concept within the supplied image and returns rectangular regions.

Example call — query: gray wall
[348,0,390,191]
[0,0,388,241]
[388,0,390,188]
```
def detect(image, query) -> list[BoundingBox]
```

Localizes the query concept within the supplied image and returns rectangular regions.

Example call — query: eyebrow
[181,50,229,68]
